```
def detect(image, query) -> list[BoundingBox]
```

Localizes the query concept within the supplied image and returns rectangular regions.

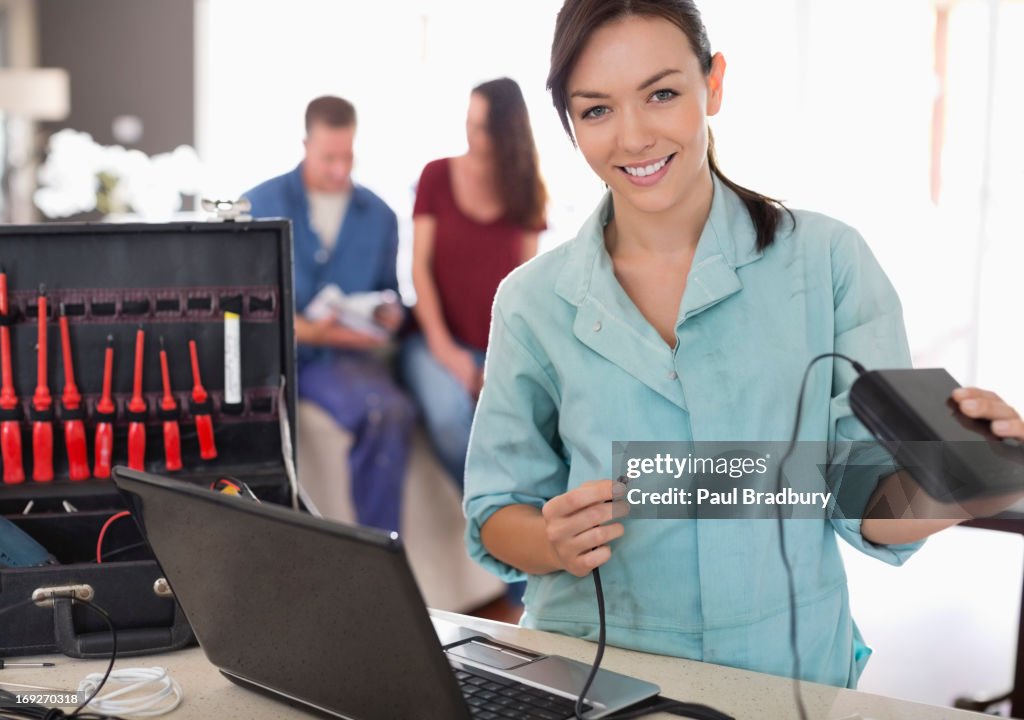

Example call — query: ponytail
[707,129,793,251]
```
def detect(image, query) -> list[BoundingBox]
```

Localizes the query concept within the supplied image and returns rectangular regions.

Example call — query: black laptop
[112,467,660,719]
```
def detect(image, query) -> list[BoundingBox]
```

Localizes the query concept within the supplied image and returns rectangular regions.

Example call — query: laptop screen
[114,467,470,719]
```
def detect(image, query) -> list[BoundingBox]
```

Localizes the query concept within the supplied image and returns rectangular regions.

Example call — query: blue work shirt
[464,176,922,688]
[244,163,400,366]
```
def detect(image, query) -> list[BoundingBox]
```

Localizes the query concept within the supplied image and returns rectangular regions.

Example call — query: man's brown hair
[305,96,357,133]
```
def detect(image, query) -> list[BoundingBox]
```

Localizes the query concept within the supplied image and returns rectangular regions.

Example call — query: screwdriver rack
[0,220,296,505]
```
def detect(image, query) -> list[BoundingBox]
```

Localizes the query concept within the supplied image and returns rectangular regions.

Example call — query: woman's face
[566,15,725,216]
[466,93,492,157]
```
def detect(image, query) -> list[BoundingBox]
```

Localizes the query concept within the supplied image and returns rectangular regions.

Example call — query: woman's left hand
[862,386,1024,543]
[951,387,1024,440]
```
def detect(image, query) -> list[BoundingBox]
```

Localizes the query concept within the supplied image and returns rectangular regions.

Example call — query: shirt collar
[552,175,768,410]
[555,174,764,312]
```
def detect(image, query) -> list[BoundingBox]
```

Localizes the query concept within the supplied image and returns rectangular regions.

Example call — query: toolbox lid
[0,220,297,504]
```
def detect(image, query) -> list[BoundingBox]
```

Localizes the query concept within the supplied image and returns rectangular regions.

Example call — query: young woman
[463,0,1024,688]
[402,77,547,487]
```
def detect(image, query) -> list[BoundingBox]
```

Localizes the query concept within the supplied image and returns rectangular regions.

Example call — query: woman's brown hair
[546,0,792,250]
[473,78,548,230]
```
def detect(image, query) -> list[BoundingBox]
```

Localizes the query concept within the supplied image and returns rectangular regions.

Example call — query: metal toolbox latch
[201,197,252,222]
[31,584,95,608]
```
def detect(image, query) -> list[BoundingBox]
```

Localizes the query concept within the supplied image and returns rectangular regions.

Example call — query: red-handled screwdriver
[31,286,53,482]
[59,304,89,480]
[0,264,24,484]
[127,327,146,471]
[158,337,182,471]
[189,339,217,460]
[93,335,115,479]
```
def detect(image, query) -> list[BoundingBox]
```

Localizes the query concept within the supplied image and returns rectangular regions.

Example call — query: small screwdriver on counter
[0,660,55,669]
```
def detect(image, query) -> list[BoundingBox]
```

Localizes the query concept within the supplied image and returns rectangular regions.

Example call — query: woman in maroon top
[401,77,547,488]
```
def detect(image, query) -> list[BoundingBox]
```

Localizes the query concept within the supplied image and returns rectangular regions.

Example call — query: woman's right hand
[432,340,483,397]
[541,480,626,577]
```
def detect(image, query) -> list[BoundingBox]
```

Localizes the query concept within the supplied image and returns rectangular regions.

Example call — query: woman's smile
[618,153,676,186]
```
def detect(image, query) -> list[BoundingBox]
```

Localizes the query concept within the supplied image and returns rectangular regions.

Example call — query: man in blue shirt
[245,96,413,532]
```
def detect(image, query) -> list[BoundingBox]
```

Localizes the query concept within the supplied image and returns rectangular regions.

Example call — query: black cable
[605,698,736,720]
[88,542,150,564]
[66,598,116,718]
[569,352,865,720]
[776,352,866,720]
[574,569,734,720]
[0,705,113,720]
[0,703,113,720]
[0,597,39,620]
[0,595,122,720]
[574,568,606,719]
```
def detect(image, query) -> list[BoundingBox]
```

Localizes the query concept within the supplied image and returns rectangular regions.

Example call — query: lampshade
[0,68,70,120]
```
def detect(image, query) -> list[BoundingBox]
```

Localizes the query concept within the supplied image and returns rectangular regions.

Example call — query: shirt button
[592,321,602,332]
[668,370,678,380]
[314,248,329,264]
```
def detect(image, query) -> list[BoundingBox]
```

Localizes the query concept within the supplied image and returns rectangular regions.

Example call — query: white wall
[842,526,1022,707]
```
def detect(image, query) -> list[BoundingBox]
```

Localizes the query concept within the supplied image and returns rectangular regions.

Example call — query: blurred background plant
[33,128,201,220]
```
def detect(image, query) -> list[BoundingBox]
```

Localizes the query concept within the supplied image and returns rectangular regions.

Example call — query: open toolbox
[0,219,298,657]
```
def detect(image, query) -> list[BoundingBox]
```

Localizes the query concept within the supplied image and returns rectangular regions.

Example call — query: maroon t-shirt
[413,158,541,351]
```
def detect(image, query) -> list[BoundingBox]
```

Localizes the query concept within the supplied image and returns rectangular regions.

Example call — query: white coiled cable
[77,666,183,717]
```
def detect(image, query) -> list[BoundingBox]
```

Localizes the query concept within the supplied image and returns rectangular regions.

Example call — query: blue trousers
[398,333,485,488]
[298,354,416,532]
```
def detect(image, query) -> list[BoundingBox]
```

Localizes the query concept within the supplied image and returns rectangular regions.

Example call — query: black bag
[0,218,296,658]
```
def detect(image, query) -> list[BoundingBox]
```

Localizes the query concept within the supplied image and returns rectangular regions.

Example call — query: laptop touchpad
[446,638,539,670]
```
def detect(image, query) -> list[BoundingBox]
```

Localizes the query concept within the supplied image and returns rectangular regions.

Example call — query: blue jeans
[298,353,416,532]
[398,333,485,488]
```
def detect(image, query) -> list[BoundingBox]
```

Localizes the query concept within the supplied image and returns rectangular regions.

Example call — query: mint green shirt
[464,177,923,687]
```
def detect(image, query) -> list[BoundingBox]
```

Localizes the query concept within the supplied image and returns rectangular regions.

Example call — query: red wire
[96,510,132,564]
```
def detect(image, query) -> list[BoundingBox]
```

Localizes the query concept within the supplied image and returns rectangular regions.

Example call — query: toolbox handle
[51,596,194,659]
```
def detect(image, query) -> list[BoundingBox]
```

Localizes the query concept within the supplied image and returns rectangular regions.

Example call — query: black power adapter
[850,367,1024,503]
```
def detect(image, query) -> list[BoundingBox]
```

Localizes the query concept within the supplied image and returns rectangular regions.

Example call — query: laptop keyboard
[454,666,591,719]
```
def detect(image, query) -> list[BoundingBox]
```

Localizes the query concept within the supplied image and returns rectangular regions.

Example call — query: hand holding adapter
[951,387,1024,440]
